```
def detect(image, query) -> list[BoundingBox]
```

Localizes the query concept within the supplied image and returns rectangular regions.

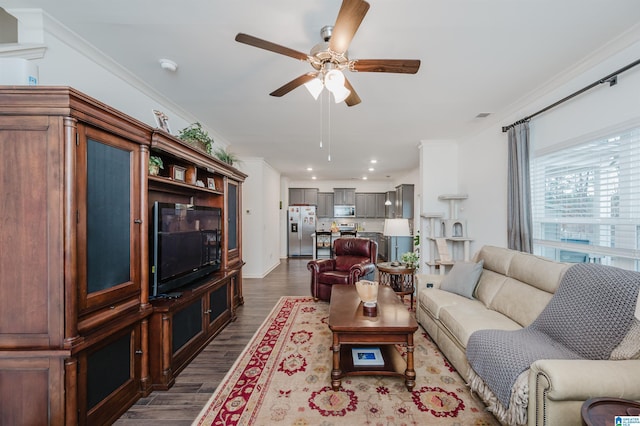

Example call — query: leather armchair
[307,237,378,301]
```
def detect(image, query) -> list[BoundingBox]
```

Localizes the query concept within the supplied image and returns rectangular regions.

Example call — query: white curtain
[507,122,533,253]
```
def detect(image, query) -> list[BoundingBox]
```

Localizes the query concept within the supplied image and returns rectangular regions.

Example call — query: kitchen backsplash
[316,218,385,233]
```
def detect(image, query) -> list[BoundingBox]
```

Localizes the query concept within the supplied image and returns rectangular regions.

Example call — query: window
[530,124,640,271]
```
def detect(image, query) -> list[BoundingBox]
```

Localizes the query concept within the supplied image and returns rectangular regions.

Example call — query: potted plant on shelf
[214,147,240,166]
[149,155,164,176]
[177,122,214,154]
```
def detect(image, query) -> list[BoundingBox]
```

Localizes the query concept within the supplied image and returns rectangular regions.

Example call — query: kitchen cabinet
[333,187,356,205]
[355,192,386,218]
[289,187,319,205]
[375,193,387,218]
[395,184,415,219]
[317,192,334,217]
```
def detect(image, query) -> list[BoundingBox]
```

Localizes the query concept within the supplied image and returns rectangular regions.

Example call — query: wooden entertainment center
[0,87,246,425]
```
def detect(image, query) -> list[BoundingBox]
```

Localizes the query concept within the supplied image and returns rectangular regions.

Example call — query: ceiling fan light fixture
[331,85,351,103]
[324,69,345,92]
[304,76,323,100]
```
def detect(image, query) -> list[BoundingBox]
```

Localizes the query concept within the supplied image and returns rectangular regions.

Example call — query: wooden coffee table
[328,285,419,391]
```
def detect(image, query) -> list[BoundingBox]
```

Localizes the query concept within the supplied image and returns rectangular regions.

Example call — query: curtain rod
[501,58,640,133]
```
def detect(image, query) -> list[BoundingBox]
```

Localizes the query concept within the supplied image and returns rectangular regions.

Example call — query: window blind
[530,125,640,271]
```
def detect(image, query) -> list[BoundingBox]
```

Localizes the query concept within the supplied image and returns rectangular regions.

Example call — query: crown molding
[0,43,46,59]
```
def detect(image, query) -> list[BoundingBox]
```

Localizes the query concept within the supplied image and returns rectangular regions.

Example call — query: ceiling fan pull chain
[319,90,324,148]
[327,100,331,162]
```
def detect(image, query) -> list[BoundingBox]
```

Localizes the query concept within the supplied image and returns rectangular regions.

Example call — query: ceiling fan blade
[269,73,318,97]
[343,77,361,107]
[235,33,309,61]
[329,0,370,55]
[351,59,421,74]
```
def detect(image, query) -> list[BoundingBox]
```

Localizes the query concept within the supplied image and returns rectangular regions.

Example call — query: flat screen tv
[150,202,222,297]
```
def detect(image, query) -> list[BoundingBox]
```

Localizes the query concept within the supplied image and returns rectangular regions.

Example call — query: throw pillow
[440,260,484,299]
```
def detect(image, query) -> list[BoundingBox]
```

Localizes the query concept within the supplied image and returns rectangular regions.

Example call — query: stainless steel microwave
[334,205,356,217]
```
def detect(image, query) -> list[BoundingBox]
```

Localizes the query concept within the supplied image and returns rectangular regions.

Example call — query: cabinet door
[334,188,355,205]
[76,124,142,316]
[355,193,367,217]
[365,194,378,218]
[289,188,304,205]
[317,193,334,217]
[303,188,318,205]
[344,188,356,205]
[81,322,143,425]
[375,193,386,218]
[226,179,241,265]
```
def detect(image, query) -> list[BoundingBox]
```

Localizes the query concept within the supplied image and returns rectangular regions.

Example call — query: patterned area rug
[193,296,498,426]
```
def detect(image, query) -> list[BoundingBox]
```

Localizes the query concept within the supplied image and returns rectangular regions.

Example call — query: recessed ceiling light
[368,167,374,172]
[362,176,367,180]
[159,58,178,72]
[311,176,317,180]
[370,159,377,164]
[307,167,313,171]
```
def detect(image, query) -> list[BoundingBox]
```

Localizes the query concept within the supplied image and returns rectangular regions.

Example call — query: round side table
[581,397,640,426]
[376,262,416,310]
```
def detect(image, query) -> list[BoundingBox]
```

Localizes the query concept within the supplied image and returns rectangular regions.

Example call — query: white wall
[239,158,281,278]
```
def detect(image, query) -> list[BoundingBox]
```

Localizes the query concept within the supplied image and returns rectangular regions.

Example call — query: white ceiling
[3,0,640,181]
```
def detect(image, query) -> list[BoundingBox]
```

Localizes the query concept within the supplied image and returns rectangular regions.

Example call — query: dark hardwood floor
[114,258,312,425]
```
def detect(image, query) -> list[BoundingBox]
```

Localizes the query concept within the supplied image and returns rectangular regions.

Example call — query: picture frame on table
[153,109,171,133]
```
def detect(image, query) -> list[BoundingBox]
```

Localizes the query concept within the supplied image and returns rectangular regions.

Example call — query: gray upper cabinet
[395,184,414,219]
[289,188,319,205]
[333,188,356,205]
[317,192,334,217]
[375,193,386,218]
[356,192,386,218]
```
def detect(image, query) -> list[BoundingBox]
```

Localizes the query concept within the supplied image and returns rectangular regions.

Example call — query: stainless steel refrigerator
[288,205,316,256]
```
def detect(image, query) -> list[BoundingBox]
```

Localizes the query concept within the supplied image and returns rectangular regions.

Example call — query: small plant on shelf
[214,147,240,166]
[177,122,214,154]
[149,155,164,176]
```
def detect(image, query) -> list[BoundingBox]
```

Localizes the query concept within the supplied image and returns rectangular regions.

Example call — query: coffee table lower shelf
[332,344,412,391]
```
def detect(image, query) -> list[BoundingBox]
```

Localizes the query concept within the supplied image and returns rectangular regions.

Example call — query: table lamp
[383,218,411,266]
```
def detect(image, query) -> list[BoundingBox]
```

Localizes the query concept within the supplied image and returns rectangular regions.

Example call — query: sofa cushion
[418,288,471,319]
[507,251,568,294]
[475,269,508,307]
[438,303,522,349]
[476,246,514,276]
[489,277,555,327]
[440,260,484,299]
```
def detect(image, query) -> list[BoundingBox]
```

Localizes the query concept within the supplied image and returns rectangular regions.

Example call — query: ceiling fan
[235,0,420,107]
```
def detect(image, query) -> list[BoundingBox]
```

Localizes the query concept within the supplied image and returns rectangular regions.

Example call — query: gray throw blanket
[466,263,640,408]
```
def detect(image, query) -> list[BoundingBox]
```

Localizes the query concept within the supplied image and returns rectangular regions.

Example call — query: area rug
[193,296,499,426]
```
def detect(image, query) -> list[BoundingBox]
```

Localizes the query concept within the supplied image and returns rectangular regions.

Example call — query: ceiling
[3,1,640,181]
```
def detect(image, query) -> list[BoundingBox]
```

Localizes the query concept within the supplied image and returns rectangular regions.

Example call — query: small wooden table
[376,262,416,310]
[328,285,419,391]
[581,397,640,426]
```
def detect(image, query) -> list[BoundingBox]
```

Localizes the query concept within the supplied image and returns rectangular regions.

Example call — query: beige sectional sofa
[415,245,640,426]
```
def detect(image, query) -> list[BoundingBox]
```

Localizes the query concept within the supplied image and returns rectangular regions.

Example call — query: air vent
[475,112,491,118]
